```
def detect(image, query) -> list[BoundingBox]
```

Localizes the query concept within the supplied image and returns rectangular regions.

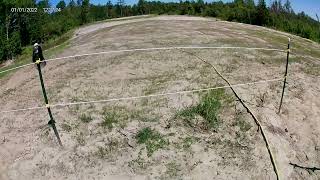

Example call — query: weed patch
[177,89,233,130]
[136,127,169,156]
[101,111,118,129]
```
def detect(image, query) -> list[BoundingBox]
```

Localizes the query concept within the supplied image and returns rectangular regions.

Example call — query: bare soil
[1,15,320,180]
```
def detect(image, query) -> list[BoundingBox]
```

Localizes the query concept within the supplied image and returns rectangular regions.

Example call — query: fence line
[0,44,289,178]
[0,77,283,114]
[0,46,285,76]
[0,63,35,75]
[179,49,283,180]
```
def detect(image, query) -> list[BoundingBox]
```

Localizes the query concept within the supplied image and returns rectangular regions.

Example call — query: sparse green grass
[42,30,74,51]
[100,106,132,129]
[250,29,320,59]
[136,127,169,156]
[143,73,176,95]
[100,106,158,128]
[79,113,93,123]
[177,89,233,130]
[182,136,195,149]
[101,111,118,129]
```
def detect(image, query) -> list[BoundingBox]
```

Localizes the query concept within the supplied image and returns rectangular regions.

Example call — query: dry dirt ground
[0,15,320,180]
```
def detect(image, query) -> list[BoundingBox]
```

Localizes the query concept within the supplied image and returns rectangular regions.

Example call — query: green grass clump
[79,113,93,123]
[136,127,169,156]
[101,111,118,129]
[177,89,232,129]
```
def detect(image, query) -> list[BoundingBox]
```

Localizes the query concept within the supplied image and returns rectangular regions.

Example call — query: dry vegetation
[0,15,320,180]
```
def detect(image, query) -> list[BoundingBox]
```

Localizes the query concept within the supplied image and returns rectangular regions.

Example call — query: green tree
[37,0,50,8]
[235,0,244,6]
[68,0,76,8]
[106,0,113,18]
[256,0,269,25]
[117,0,125,17]
[137,0,146,15]
[244,0,255,24]
[80,0,90,24]
[56,0,66,10]
[284,0,293,14]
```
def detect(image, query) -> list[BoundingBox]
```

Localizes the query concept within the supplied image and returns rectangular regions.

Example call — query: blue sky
[49,0,320,20]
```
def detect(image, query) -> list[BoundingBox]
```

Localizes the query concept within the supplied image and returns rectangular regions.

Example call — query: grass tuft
[177,89,232,130]
[101,111,118,129]
[136,127,169,156]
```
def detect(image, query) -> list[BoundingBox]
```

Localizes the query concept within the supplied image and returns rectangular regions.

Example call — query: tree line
[0,0,319,62]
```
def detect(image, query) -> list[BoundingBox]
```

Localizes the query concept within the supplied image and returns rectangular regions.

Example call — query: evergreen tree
[284,0,293,14]
[80,0,90,24]
[56,0,66,10]
[244,0,255,24]
[137,0,145,15]
[68,0,76,8]
[256,0,269,25]
[106,0,113,18]
[117,0,125,17]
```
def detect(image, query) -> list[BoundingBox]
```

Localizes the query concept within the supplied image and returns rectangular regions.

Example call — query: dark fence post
[35,59,62,146]
[278,38,291,114]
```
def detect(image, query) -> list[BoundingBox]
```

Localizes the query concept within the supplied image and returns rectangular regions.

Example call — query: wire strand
[0,46,285,75]
[0,77,283,114]
[44,46,286,63]
[0,63,35,75]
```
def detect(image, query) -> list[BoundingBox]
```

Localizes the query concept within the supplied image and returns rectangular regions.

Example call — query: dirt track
[1,15,320,180]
